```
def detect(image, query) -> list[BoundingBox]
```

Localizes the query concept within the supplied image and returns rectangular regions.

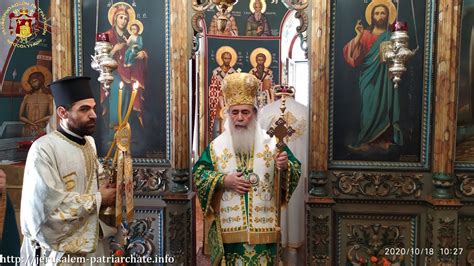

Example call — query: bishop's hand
[275,151,288,170]
[223,172,251,194]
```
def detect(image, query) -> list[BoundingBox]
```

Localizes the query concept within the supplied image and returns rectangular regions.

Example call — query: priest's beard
[61,118,95,137]
[256,65,264,79]
[226,117,257,155]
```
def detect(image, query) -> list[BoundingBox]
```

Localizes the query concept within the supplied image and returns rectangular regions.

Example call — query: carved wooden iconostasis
[189,0,469,265]
[2,0,473,265]
[307,0,467,265]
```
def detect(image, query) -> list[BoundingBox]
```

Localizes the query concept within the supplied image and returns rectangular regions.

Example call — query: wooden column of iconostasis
[190,0,310,154]
[62,0,194,264]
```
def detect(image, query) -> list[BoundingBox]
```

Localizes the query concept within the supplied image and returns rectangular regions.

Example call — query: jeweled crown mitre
[222,72,259,107]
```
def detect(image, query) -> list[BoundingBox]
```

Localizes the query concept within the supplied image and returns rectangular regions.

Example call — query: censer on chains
[380,0,420,88]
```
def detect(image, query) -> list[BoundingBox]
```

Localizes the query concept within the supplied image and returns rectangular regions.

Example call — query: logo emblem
[1,2,48,48]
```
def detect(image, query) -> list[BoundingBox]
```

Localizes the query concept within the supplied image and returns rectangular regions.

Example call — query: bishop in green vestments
[193,73,301,265]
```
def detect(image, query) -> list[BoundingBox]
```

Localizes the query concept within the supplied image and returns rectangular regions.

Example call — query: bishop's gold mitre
[222,72,259,107]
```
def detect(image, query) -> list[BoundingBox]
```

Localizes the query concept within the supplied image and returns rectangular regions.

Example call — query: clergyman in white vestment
[259,94,309,265]
[20,76,117,265]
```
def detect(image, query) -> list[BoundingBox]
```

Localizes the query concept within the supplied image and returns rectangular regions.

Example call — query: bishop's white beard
[225,117,256,155]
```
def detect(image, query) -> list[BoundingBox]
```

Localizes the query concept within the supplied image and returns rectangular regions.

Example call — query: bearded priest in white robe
[20,76,117,265]
[259,89,309,265]
[193,73,301,265]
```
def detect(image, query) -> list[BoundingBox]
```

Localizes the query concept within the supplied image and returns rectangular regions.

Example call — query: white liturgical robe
[20,130,116,265]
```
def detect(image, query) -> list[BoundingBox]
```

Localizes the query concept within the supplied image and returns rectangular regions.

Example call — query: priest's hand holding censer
[98,167,117,215]
[101,162,117,215]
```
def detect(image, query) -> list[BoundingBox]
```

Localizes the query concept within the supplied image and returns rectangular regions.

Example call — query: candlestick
[123,82,138,124]
[118,81,124,124]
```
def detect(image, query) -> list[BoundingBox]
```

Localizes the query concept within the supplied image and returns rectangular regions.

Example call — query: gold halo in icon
[250,47,272,68]
[216,46,238,67]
